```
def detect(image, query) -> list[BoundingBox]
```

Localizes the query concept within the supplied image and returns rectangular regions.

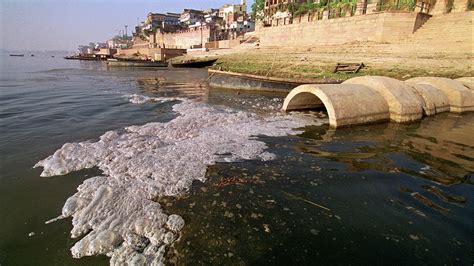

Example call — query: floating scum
[282,76,474,128]
[35,99,326,265]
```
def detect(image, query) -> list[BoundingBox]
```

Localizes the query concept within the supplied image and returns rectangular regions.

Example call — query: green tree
[251,0,266,20]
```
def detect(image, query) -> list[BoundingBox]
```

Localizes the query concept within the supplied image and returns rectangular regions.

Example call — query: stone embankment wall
[116,47,186,60]
[256,12,419,47]
[205,39,242,49]
[162,29,211,49]
[282,76,474,128]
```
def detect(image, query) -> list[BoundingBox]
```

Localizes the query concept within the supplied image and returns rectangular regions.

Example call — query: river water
[0,53,472,265]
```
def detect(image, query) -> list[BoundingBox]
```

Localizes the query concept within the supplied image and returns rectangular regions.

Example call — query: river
[0,53,472,265]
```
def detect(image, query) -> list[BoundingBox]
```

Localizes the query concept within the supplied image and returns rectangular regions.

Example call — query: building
[180,9,205,25]
[219,0,247,18]
[219,0,248,29]
[106,36,132,49]
[165,13,181,26]
[143,12,181,32]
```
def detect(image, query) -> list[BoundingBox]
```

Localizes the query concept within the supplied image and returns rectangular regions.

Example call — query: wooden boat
[171,58,217,68]
[64,55,102,61]
[64,55,79,60]
[10,54,25,57]
[107,59,168,67]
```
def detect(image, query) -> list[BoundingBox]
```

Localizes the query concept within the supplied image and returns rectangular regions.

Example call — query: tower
[241,0,247,12]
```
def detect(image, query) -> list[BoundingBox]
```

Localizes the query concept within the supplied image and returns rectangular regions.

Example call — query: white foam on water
[35,98,326,265]
[125,94,179,105]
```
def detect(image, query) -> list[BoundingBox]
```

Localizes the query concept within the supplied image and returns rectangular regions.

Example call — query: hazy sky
[0,0,255,51]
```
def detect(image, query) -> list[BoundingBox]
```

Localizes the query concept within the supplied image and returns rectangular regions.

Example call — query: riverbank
[205,42,473,81]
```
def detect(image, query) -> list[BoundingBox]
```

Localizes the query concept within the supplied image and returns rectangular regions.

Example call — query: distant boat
[30,54,35,57]
[10,54,25,57]
[171,58,218,68]
[64,55,103,61]
[107,59,168,68]
[64,55,78,60]
[51,55,55,58]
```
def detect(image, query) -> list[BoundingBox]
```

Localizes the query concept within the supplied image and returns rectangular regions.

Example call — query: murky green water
[0,53,472,265]
[161,114,473,265]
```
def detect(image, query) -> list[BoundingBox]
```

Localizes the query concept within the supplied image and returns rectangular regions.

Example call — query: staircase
[398,11,473,55]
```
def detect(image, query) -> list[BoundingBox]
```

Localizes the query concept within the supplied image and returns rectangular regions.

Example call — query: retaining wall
[162,29,211,49]
[116,48,186,60]
[257,12,418,47]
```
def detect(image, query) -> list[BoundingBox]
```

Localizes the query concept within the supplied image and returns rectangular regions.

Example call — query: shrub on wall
[446,0,455,12]
[381,0,416,11]
[467,0,473,10]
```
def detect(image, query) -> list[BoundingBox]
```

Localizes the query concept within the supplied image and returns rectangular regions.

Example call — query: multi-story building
[219,0,247,21]
[179,9,205,25]
[164,13,180,26]
[144,12,181,31]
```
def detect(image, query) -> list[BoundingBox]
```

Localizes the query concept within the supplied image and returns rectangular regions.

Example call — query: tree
[251,0,265,20]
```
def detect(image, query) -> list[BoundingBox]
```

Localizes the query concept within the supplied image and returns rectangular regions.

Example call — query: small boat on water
[10,54,25,57]
[107,59,168,68]
[171,58,218,68]
[64,55,78,60]
[64,55,102,61]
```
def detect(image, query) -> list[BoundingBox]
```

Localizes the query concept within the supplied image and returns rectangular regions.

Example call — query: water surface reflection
[162,112,473,265]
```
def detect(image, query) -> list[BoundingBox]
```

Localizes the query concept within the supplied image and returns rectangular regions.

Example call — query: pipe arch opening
[283,91,328,112]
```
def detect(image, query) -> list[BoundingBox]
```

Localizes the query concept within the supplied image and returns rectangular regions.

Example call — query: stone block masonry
[257,12,419,47]
[161,29,212,49]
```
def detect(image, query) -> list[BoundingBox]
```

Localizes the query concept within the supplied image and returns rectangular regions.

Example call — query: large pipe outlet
[407,83,450,116]
[455,77,474,91]
[282,84,390,128]
[406,77,474,113]
[343,76,424,123]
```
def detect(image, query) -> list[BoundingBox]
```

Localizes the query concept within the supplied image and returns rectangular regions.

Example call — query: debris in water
[422,185,466,204]
[28,232,35,237]
[282,191,331,212]
[411,192,450,215]
[263,224,271,233]
[217,176,247,187]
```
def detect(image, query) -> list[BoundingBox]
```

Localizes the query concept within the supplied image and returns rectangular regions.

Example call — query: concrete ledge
[343,76,423,122]
[282,84,390,128]
[208,69,340,92]
[407,84,450,116]
[406,77,474,113]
